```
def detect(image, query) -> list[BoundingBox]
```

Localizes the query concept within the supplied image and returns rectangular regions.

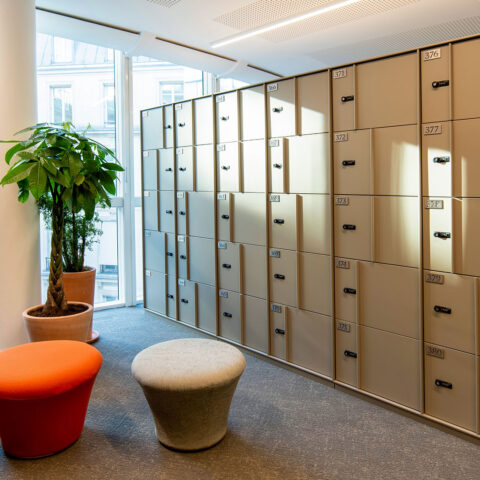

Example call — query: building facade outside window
[50,86,73,123]
[53,37,73,63]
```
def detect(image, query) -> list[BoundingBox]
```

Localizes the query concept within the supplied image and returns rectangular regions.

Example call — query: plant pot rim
[23,302,93,320]
[63,267,96,274]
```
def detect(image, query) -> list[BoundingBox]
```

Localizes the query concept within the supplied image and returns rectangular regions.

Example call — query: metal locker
[233,193,266,246]
[159,190,175,234]
[217,142,240,192]
[288,134,330,194]
[454,198,480,277]
[269,193,297,251]
[242,139,266,193]
[177,279,196,326]
[357,53,418,129]
[166,274,177,319]
[219,289,242,344]
[142,150,158,191]
[141,107,164,151]
[188,192,215,239]
[144,270,166,315]
[144,230,165,273]
[267,79,296,138]
[298,252,331,316]
[243,295,268,353]
[176,147,194,192]
[216,91,239,144]
[176,192,187,235]
[268,138,288,193]
[188,236,215,286]
[195,144,214,192]
[374,196,420,268]
[177,235,189,280]
[143,190,159,232]
[334,258,357,324]
[270,303,286,360]
[298,194,331,255]
[165,233,176,276]
[333,129,370,195]
[424,343,477,431]
[194,96,213,145]
[241,244,267,299]
[424,272,476,354]
[217,193,232,242]
[158,149,174,191]
[269,248,297,308]
[288,308,332,377]
[297,72,330,135]
[164,105,174,148]
[421,45,451,123]
[359,326,421,410]
[334,195,372,261]
[240,85,265,141]
[175,101,193,147]
[331,66,355,132]
[197,283,216,334]
[217,241,240,293]
[335,320,357,386]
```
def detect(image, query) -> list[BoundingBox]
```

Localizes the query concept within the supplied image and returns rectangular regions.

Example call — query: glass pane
[135,207,144,301]
[218,77,248,92]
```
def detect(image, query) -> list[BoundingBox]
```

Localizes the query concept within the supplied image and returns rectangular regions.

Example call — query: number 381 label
[424,124,442,136]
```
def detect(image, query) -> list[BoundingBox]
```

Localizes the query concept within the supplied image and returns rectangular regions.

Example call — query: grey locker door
[188,236,215,286]
[178,279,196,326]
[243,295,268,353]
[144,230,165,273]
[176,147,194,192]
[144,270,166,315]
[195,144,214,192]
[143,190,159,231]
[197,283,216,334]
[177,235,189,280]
[188,192,215,239]
[175,100,193,147]
[166,275,177,319]
[142,150,158,191]
[158,149,175,191]
[165,233,176,276]
[194,96,213,145]
[164,105,174,148]
[219,290,242,343]
[159,190,176,234]
[335,320,357,386]
[142,107,164,150]
[240,85,265,141]
[331,66,355,132]
[242,139,266,193]
[297,72,330,135]
[233,193,267,246]
[216,91,239,143]
[270,304,286,360]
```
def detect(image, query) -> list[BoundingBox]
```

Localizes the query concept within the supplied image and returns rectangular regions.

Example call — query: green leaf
[0,161,34,185]
[28,165,47,200]
[75,174,85,186]
[40,158,58,176]
[103,162,124,172]
[98,171,116,195]
[68,152,83,178]
[55,173,70,188]
[5,143,29,164]
[46,134,57,146]
[15,123,49,135]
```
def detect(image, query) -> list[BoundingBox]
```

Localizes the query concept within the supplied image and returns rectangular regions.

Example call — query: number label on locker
[424,124,442,136]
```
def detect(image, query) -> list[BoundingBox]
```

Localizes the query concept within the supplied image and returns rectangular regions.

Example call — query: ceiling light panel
[145,0,182,7]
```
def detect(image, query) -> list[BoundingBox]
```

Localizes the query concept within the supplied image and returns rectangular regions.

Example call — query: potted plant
[0,122,123,342]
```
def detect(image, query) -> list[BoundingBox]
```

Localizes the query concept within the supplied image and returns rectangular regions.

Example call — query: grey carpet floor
[1,306,479,480]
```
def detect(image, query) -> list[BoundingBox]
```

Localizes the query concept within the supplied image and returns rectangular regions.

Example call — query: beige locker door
[165,233,176,277]
[267,79,296,138]
[333,130,371,195]
[424,272,476,354]
[144,270,166,315]
[360,326,421,410]
[219,290,242,343]
[421,46,451,123]
[334,258,357,323]
[195,144,214,192]
[357,53,418,129]
[288,308,332,377]
[166,274,177,319]
[298,252,331,316]
[334,195,372,261]
[243,295,268,353]
[142,150,158,191]
[374,196,420,268]
[217,142,240,192]
[288,134,330,194]
[240,85,265,141]
[143,190,159,231]
[268,138,288,194]
[177,235,189,280]
[241,244,267,299]
[422,122,451,197]
[270,303,286,360]
[188,192,215,239]
[164,105,174,148]
[197,283,216,334]
[218,241,240,293]
[452,38,480,121]
[358,262,420,338]
[216,91,239,143]
[158,149,175,191]
[176,192,187,235]
[373,125,419,196]
[331,66,355,132]
[424,344,476,431]
[335,320,357,386]
[175,101,193,147]
[194,96,213,146]
[144,230,165,273]
[233,193,266,246]
[176,147,194,192]
[178,279,196,326]
[423,197,453,273]
[269,248,297,308]
[299,194,331,255]
[141,107,164,151]
[159,190,176,234]
[297,72,329,135]
[242,139,266,193]
[188,236,215,286]
[269,194,297,251]
[454,198,480,277]
[217,193,232,242]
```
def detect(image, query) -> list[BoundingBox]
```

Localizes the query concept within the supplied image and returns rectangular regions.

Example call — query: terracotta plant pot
[23,302,93,343]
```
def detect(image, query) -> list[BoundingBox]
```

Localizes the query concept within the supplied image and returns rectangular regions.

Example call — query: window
[53,37,73,63]
[217,77,248,92]
[159,82,184,104]
[104,84,115,125]
[51,86,72,124]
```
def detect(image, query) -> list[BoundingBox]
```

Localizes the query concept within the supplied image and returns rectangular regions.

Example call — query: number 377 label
[424,124,442,136]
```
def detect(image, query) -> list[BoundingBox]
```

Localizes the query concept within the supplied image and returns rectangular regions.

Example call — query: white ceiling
[35,0,480,76]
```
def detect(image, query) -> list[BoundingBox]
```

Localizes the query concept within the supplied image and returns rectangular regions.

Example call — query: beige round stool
[132,338,246,451]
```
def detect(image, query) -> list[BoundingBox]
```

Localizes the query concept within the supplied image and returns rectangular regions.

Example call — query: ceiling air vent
[146,0,181,7]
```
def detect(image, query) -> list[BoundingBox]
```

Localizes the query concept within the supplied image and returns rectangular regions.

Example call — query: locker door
[268,138,288,193]
[142,150,158,191]
[240,85,265,141]
[424,344,476,431]
[219,290,242,343]
[267,79,296,138]
[159,190,175,234]
[218,241,240,293]
[176,147,194,192]
[243,296,268,353]
[331,66,355,132]
[194,96,213,145]
[144,270,166,315]
[334,258,357,324]
[374,196,420,268]
[141,107,164,150]
[175,101,193,147]
[299,194,331,255]
[216,91,239,143]
[334,195,371,261]
[217,142,240,192]
[164,105,174,148]
[297,72,329,135]
[188,236,215,286]
[177,235,189,280]
[360,326,421,410]
[288,134,330,194]
[269,193,297,251]
[269,248,297,308]
[188,192,215,239]
[144,230,165,273]
[233,193,266,246]
[195,144,214,192]
[158,149,174,191]
[421,46,451,123]
[176,192,187,235]
[217,193,232,242]
[333,129,370,195]
[242,139,266,193]
[143,190,159,231]
[178,279,196,326]
[357,53,418,129]
[298,252,331,316]
[166,274,177,319]
[270,303,286,360]
[197,283,216,334]
[335,320,357,386]
[454,198,480,277]
[242,244,267,299]
[165,233,176,276]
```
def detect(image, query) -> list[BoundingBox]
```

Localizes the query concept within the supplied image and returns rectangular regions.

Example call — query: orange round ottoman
[0,340,102,458]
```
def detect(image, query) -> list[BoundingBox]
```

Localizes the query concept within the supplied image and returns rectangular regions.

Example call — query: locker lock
[272,107,284,113]
[435,379,452,389]
[167,294,174,299]
[343,287,356,295]
[434,305,452,314]
[178,122,186,127]
[221,214,230,220]
[166,209,173,214]
[221,165,231,170]
[165,167,173,172]
[274,274,285,280]
[179,167,187,172]
[341,95,354,103]
[179,211,186,216]
[342,160,355,167]
[432,80,449,89]
[181,298,189,304]
[273,163,282,169]
[434,231,451,239]
[180,255,187,260]
[223,312,233,318]
[274,218,285,224]
[165,124,172,129]
[344,350,357,358]
[343,224,356,230]
[433,156,450,164]
[221,115,229,121]
[275,328,285,335]
[222,263,232,269]
[166,252,174,257]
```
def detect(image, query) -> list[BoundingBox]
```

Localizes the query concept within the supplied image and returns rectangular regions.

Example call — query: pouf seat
[132,338,246,451]
[0,340,102,458]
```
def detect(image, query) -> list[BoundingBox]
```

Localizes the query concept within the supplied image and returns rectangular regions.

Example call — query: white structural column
[0,0,40,349]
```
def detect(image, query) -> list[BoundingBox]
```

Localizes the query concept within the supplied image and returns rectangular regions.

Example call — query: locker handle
[341,95,354,103]
[167,294,174,299]
[343,224,356,230]
[273,163,282,169]
[273,218,285,224]
[344,350,357,358]
[166,252,174,257]
[221,165,231,171]
[343,287,356,295]
[223,312,232,318]
[221,115,229,121]
[179,211,186,216]
[342,160,355,166]
[181,298,189,304]
[180,255,187,260]
[432,80,449,89]
[435,379,452,389]
[165,167,173,172]
[178,122,185,127]
[434,305,452,314]
[275,328,285,335]
[433,156,450,164]
[272,107,283,113]
[222,263,232,269]
[434,231,451,239]
[166,209,173,214]
[165,124,172,129]
[179,167,187,172]
[274,274,285,280]
[221,214,230,220]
